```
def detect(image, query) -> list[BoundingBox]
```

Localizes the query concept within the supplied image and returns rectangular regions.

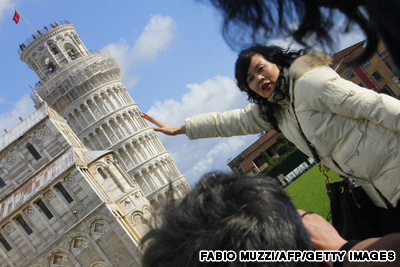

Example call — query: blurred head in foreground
[140,172,314,267]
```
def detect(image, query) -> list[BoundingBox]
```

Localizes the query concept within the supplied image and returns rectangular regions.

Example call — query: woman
[141,45,400,234]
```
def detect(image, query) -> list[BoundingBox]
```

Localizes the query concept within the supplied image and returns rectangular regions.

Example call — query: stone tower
[19,20,188,203]
[0,21,189,266]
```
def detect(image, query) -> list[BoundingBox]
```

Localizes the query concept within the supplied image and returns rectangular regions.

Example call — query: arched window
[15,215,33,235]
[0,233,11,251]
[26,143,41,160]
[55,183,73,203]
[35,199,54,219]
[98,168,107,179]
[0,177,6,188]
[67,48,76,60]
[103,168,114,179]
[48,43,59,54]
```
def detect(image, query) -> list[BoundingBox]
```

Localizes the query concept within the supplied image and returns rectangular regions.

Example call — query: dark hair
[140,172,314,267]
[204,0,378,66]
[235,45,304,131]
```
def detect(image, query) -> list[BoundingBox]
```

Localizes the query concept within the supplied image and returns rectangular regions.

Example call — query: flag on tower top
[12,11,20,24]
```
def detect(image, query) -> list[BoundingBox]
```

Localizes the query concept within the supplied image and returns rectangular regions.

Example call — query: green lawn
[284,165,342,218]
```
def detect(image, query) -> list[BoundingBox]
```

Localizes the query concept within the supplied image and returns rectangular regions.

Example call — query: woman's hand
[298,209,347,251]
[141,112,186,136]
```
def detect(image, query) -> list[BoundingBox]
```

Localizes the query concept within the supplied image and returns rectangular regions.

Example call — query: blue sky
[0,0,365,186]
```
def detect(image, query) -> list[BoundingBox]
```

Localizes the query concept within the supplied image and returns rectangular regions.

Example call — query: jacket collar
[288,51,332,81]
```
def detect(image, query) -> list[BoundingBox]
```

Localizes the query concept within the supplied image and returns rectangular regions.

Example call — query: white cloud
[0,94,36,137]
[145,75,259,186]
[147,75,248,125]
[336,25,365,51]
[0,0,17,24]
[105,14,176,88]
[0,0,16,22]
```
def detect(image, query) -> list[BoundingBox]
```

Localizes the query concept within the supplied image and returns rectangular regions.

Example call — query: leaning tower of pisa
[19,21,189,207]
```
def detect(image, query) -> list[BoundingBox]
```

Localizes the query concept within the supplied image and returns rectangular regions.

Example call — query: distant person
[142,44,400,234]
[201,0,400,67]
[140,172,400,267]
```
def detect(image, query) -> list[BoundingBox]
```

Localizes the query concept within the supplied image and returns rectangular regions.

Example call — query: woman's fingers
[140,113,186,136]
[141,112,163,127]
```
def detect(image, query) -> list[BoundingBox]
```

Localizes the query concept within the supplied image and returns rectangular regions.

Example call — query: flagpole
[14,7,37,34]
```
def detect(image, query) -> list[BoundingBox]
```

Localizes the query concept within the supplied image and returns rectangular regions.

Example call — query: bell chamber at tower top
[19,21,123,112]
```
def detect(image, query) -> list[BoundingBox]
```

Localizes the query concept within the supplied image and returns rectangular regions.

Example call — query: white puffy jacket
[185,52,400,208]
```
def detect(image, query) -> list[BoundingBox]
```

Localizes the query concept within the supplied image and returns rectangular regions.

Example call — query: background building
[0,21,189,267]
[331,40,400,97]
[227,130,281,176]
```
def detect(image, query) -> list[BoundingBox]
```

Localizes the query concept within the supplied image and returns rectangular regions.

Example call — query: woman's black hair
[235,45,304,131]
[205,0,378,66]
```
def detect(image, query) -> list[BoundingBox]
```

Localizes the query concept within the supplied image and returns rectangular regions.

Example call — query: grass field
[284,165,342,218]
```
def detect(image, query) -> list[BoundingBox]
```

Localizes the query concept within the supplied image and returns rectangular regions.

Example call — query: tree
[276,135,295,147]
[260,150,272,165]
[277,143,292,155]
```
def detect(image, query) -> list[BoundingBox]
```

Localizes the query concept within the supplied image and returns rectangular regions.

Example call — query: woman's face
[247,54,281,99]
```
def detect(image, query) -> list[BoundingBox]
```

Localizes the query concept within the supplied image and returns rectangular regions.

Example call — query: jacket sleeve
[295,66,400,133]
[343,233,400,267]
[184,103,272,140]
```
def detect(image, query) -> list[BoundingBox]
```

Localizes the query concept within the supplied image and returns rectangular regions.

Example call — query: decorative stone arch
[130,211,149,237]
[82,136,92,149]
[134,173,150,195]
[86,216,110,238]
[66,232,89,254]
[108,118,123,140]
[106,88,113,95]
[79,103,86,112]
[104,155,115,164]
[64,42,79,60]
[107,88,122,108]
[116,115,131,135]
[153,159,162,166]
[115,114,123,121]
[108,117,118,125]
[157,194,166,204]
[149,199,157,208]
[99,91,107,98]
[46,40,60,55]
[132,139,146,160]
[41,55,56,73]
[92,93,101,101]
[101,123,116,144]
[142,205,152,217]
[94,127,102,137]
[116,145,135,169]
[28,57,41,77]
[89,262,109,267]
[45,248,70,267]
[85,98,94,106]
[150,165,165,186]
[132,107,141,114]
[93,162,108,180]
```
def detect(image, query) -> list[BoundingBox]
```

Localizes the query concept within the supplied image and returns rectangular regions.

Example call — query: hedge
[260,148,309,178]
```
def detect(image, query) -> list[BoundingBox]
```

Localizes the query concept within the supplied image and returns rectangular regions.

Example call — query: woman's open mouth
[262,83,271,91]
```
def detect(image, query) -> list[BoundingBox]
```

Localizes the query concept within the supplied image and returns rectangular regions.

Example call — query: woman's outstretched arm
[141,112,186,136]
